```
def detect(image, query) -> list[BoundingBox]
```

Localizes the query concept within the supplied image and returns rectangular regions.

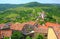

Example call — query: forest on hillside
[0,2,60,24]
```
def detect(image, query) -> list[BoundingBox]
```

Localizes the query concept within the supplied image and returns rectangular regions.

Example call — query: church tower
[34,11,45,27]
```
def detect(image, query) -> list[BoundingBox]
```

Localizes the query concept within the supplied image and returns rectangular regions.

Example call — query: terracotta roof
[38,26,48,33]
[0,21,60,39]
[0,24,5,29]
[46,22,60,27]
[0,29,12,37]
[52,26,60,39]
[34,22,60,38]
[45,22,60,39]
[10,22,24,30]
[34,24,48,33]
[10,21,35,31]
[26,21,35,25]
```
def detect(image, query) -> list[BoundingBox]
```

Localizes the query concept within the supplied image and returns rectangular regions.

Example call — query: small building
[0,23,12,39]
[0,21,60,39]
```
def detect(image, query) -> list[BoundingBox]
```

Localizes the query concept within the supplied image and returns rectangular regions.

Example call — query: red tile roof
[34,22,60,38]
[10,21,35,31]
[0,24,5,29]
[34,25,48,33]
[46,22,60,27]
[0,21,60,39]
[10,22,24,30]
[22,21,35,26]
[0,29,12,37]
[45,22,60,39]
[52,26,60,39]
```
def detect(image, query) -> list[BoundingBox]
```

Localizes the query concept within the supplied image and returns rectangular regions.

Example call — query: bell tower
[34,11,45,27]
[40,11,45,21]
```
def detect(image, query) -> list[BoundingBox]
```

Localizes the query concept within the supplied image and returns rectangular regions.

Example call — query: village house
[0,23,12,39]
[0,21,60,39]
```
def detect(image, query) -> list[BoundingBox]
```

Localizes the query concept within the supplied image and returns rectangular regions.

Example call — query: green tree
[4,37,9,39]
[11,30,24,39]
[26,36,32,39]
[36,34,44,39]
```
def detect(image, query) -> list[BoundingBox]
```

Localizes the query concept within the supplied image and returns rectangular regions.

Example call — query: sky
[0,0,60,4]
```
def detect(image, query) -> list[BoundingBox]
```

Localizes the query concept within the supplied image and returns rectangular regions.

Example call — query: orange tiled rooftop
[0,21,60,39]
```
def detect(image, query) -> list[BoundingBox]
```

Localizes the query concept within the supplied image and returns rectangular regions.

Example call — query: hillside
[23,2,60,7]
[0,2,60,11]
[0,4,24,11]
[0,2,60,24]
